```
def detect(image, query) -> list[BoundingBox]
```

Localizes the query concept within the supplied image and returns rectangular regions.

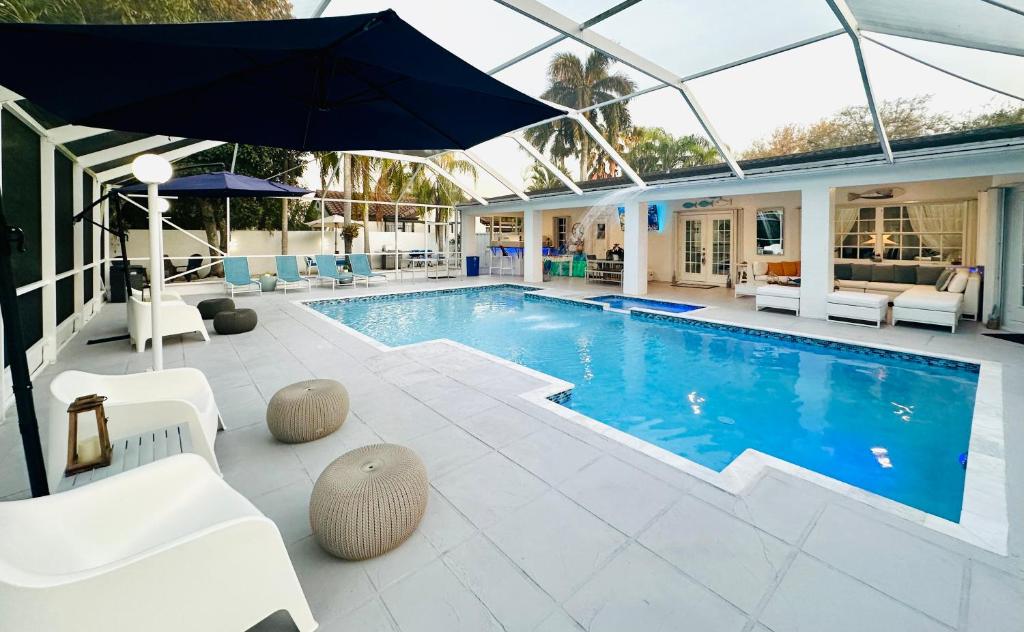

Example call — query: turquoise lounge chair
[348,253,388,287]
[275,256,311,294]
[223,257,261,297]
[314,254,354,289]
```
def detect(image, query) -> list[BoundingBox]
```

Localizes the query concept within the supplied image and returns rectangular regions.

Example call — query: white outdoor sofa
[893,283,966,333]
[0,454,316,632]
[127,295,208,353]
[47,368,223,491]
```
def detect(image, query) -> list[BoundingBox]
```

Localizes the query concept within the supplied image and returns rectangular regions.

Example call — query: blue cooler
[466,256,480,276]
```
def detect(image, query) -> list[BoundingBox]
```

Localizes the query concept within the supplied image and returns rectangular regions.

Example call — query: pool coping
[296,282,1008,555]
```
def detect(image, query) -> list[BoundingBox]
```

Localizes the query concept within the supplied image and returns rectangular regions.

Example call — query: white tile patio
[3,274,1022,631]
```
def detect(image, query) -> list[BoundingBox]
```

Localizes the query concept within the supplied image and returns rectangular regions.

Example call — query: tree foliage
[525,51,636,181]
[622,127,719,176]
[742,96,1024,159]
[0,0,290,23]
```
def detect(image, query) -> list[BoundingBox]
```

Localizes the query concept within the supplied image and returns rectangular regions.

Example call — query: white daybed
[893,282,966,333]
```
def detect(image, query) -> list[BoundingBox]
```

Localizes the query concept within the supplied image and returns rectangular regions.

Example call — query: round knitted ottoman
[310,444,428,560]
[266,379,348,443]
[213,308,257,335]
[197,297,234,320]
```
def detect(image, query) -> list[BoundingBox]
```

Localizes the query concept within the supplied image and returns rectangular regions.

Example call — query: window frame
[834,202,970,263]
[754,207,785,256]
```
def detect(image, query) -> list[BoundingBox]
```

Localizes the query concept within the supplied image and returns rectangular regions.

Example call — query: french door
[1004,187,1024,330]
[676,212,732,285]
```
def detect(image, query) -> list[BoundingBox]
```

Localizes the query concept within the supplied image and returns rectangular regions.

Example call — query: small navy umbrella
[116,171,311,198]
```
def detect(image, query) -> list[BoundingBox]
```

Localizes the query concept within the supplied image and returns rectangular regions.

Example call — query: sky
[297,0,1024,199]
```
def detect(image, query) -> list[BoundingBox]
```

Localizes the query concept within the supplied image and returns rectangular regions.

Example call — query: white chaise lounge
[0,455,317,632]
[47,368,223,491]
[893,281,966,333]
[755,284,800,314]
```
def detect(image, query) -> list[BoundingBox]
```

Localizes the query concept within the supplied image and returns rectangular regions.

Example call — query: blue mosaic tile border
[523,293,605,310]
[303,283,540,308]
[630,310,980,373]
[547,389,573,405]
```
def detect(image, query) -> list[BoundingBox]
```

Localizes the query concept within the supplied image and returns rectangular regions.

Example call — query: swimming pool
[307,285,979,521]
[586,294,702,313]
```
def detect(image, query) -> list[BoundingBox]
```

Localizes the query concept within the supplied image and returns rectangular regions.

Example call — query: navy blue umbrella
[116,171,311,198]
[0,11,563,151]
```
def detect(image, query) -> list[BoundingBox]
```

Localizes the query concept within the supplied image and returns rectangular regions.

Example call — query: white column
[91,177,101,306]
[39,139,56,363]
[623,202,648,295]
[799,184,834,319]
[147,183,163,371]
[460,211,478,271]
[72,162,84,322]
[523,209,543,283]
[101,187,110,293]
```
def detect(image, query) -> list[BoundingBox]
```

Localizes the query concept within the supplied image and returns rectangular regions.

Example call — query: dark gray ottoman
[198,297,235,320]
[213,308,258,334]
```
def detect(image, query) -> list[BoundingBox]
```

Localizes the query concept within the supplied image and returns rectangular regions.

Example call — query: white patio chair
[47,368,223,491]
[127,296,208,353]
[0,454,317,632]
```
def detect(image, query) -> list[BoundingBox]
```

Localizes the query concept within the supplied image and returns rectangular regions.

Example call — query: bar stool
[488,246,514,276]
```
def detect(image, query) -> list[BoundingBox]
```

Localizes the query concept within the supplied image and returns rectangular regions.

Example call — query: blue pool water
[587,294,701,313]
[309,286,978,521]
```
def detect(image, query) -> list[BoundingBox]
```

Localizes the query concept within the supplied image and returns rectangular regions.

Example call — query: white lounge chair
[47,368,223,491]
[892,275,966,333]
[127,296,208,352]
[0,454,317,632]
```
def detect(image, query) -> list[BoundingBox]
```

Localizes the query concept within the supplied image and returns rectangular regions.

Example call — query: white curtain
[833,207,858,249]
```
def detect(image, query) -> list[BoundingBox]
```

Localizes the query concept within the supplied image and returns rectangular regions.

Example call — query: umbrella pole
[147,183,163,371]
[0,191,49,496]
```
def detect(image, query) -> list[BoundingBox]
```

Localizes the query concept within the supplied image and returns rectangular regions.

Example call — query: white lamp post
[131,154,172,371]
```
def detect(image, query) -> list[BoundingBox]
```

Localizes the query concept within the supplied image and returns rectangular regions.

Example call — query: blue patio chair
[223,257,261,297]
[275,256,311,294]
[314,254,354,290]
[304,255,316,273]
[348,253,388,287]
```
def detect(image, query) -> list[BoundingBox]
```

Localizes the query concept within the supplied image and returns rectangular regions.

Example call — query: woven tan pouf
[310,444,429,560]
[266,379,348,443]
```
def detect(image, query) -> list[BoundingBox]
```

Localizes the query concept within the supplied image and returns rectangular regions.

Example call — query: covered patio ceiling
[1,0,1021,202]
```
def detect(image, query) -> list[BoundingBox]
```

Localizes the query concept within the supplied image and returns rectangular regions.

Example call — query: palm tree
[524,51,636,181]
[525,163,564,192]
[411,153,477,250]
[622,127,719,175]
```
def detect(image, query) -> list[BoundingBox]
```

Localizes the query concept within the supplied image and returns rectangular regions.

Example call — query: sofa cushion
[781,261,799,277]
[916,266,943,285]
[871,265,895,282]
[766,261,785,275]
[935,268,954,290]
[828,291,888,308]
[752,261,768,276]
[837,279,869,289]
[866,282,913,293]
[834,263,853,280]
[946,272,969,293]
[893,265,917,284]
[851,264,874,281]
[894,285,963,312]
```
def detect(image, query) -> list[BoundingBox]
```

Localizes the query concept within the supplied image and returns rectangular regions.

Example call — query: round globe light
[131,154,172,184]
[155,198,171,213]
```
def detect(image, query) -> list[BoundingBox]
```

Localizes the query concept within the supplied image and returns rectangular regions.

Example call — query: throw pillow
[946,272,969,293]
[851,264,874,281]
[893,265,917,284]
[934,269,954,291]
[767,261,785,276]
[781,261,799,277]
[916,266,943,285]
[834,263,853,280]
[871,265,895,282]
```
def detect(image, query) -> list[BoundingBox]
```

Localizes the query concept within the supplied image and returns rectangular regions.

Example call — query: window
[755,208,784,255]
[554,216,569,248]
[835,202,971,263]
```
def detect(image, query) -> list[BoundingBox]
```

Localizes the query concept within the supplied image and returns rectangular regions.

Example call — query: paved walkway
[2,276,1021,631]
